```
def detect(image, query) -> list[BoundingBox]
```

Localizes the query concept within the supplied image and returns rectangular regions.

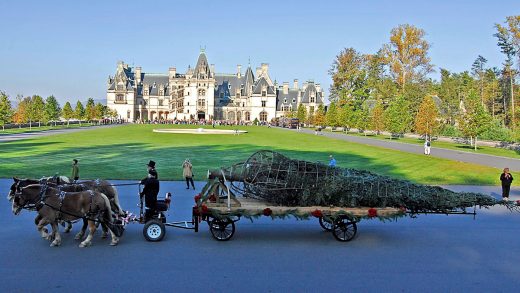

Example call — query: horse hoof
[50,240,60,247]
[79,240,92,248]
[110,241,118,246]
[74,233,84,240]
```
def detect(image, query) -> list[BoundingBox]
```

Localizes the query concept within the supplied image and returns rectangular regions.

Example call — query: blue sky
[0,0,518,104]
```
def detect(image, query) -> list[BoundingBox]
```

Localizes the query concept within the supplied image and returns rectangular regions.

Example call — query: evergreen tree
[62,102,74,125]
[0,91,13,131]
[44,95,61,125]
[415,95,440,139]
[471,55,488,107]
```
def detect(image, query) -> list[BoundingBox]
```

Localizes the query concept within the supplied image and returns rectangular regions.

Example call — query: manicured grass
[339,131,520,159]
[0,124,95,135]
[0,124,515,185]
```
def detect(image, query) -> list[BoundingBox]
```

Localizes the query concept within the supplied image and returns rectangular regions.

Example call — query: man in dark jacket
[500,167,513,200]
[140,160,160,220]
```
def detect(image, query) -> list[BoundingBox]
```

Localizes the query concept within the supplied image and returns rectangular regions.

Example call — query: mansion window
[127,110,130,119]
[284,98,287,103]
[245,112,250,121]
[283,106,290,112]
[236,93,241,99]
[292,98,296,103]
[144,89,149,95]
[116,94,125,102]
[310,95,315,103]
[198,99,206,107]
[159,100,163,106]
[259,111,268,122]
[198,89,206,96]
[261,101,266,107]
[261,90,267,97]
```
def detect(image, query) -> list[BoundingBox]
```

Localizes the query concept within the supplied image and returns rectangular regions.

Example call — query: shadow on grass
[0,140,63,150]
[455,145,482,151]
[0,139,493,185]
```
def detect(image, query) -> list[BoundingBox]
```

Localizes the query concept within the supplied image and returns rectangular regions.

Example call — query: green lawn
[0,124,514,185]
[0,124,96,135]
[339,131,520,159]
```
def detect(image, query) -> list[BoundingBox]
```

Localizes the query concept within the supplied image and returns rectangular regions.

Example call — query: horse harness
[37,185,98,221]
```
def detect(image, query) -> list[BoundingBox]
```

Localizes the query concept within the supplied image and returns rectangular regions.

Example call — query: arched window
[116,94,124,102]
[245,112,250,121]
[198,89,206,96]
[259,111,267,122]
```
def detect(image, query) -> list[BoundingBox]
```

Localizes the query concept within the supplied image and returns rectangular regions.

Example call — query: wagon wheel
[318,217,333,231]
[209,218,235,241]
[143,219,166,242]
[332,218,357,242]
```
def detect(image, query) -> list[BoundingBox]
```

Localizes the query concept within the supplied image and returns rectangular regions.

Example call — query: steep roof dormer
[193,49,211,79]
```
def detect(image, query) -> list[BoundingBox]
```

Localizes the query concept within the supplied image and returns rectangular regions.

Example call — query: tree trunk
[474,136,478,151]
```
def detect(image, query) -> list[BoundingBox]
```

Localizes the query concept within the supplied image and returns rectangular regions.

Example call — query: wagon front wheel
[332,218,357,242]
[209,218,235,241]
[318,217,333,231]
[143,219,166,242]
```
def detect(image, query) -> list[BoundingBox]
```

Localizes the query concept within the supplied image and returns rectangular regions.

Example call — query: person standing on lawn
[328,155,336,167]
[500,168,513,200]
[183,158,195,190]
[424,139,431,155]
[71,159,79,182]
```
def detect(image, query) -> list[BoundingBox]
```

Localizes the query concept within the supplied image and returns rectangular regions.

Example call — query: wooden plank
[205,197,402,217]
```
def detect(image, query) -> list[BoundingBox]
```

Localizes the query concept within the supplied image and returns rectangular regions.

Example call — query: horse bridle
[13,183,49,211]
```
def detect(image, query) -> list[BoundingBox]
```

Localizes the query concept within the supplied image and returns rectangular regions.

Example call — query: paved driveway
[1,179,519,292]
[291,128,520,171]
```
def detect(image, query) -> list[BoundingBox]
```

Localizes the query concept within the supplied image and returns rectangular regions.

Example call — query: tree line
[0,92,117,130]
[305,16,520,145]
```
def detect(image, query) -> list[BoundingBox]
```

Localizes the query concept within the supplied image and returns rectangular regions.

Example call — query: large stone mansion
[106,50,325,122]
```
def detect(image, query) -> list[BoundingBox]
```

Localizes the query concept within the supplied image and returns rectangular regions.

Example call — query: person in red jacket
[500,167,513,200]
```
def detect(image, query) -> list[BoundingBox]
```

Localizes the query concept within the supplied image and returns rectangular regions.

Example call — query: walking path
[0,124,124,142]
[289,128,520,171]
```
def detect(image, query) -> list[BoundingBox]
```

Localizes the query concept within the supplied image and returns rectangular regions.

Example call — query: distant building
[106,50,325,122]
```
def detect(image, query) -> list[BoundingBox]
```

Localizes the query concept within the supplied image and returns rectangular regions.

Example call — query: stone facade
[106,50,325,122]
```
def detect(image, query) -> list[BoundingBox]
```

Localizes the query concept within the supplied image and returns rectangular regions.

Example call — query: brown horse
[8,177,124,240]
[12,184,120,247]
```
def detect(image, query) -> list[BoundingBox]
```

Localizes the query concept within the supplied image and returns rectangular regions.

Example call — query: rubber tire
[209,218,235,241]
[318,217,333,231]
[143,219,166,242]
[332,218,357,242]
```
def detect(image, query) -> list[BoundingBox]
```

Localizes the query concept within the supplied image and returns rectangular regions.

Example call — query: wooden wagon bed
[204,197,403,218]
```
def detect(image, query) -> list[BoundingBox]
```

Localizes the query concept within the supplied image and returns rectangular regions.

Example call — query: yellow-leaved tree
[415,95,440,140]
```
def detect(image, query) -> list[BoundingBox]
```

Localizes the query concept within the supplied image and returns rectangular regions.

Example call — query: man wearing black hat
[140,160,160,221]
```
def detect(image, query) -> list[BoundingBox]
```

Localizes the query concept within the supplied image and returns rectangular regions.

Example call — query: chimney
[316,83,321,92]
[256,67,262,77]
[283,82,289,94]
[169,67,176,79]
[303,81,308,91]
[135,67,142,84]
[293,79,298,89]
[210,64,215,75]
[237,65,242,78]
[261,63,269,73]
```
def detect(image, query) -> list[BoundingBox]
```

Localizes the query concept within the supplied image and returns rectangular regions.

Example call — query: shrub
[480,120,513,142]
[439,124,461,137]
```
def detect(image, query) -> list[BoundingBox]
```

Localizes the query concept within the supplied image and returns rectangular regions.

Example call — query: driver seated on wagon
[140,160,161,221]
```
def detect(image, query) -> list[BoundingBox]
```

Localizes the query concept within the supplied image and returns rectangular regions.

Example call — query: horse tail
[111,185,124,216]
[99,193,113,224]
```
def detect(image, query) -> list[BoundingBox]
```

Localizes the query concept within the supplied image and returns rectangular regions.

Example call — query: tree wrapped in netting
[206,150,519,214]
